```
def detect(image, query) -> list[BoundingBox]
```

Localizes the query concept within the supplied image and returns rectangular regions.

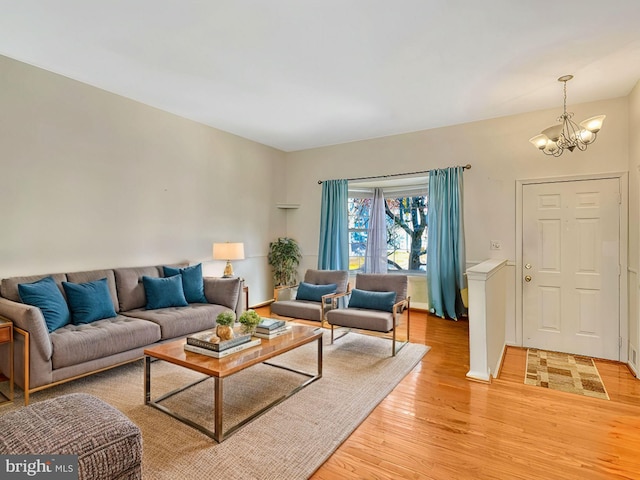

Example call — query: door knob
[524,275,532,282]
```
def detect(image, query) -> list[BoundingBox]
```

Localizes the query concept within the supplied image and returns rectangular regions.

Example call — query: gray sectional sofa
[0,263,245,404]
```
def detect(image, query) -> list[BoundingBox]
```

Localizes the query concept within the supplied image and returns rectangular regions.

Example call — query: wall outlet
[490,240,502,250]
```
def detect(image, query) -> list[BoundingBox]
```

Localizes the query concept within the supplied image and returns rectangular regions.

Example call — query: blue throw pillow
[296,282,338,302]
[348,289,396,312]
[62,278,117,325]
[143,275,188,310]
[18,276,71,333]
[163,264,207,304]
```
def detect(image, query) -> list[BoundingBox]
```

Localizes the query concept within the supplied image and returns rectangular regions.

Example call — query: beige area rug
[1,331,428,479]
[524,349,609,400]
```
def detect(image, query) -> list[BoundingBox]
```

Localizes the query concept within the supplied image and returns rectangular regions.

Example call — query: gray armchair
[326,273,410,356]
[270,269,350,324]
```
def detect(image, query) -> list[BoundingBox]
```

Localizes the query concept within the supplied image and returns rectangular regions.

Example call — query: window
[347,197,370,271]
[348,177,428,273]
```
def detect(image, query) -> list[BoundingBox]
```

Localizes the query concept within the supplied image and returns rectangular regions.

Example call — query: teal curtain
[427,167,466,319]
[318,179,349,270]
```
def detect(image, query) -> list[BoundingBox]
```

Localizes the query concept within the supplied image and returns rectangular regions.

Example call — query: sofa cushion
[143,275,188,310]
[303,269,350,294]
[203,277,242,310]
[18,276,71,333]
[355,274,408,304]
[50,316,161,369]
[271,299,323,322]
[114,266,162,312]
[1,273,68,303]
[296,282,337,302]
[66,269,120,313]
[326,308,394,332]
[348,289,396,312]
[63,278,118,325]
[163,264,207,304]
[123,304,229,339]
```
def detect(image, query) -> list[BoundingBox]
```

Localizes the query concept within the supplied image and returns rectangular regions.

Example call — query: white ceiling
[2,1,640,152]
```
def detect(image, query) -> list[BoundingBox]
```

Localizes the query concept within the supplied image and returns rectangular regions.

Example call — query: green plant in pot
[267,237,302,287]
[215,311,236,341]
[238,309,261,334]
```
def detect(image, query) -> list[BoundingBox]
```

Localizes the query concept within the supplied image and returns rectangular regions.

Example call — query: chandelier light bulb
[579,129,595,144]
[544,141,559,155]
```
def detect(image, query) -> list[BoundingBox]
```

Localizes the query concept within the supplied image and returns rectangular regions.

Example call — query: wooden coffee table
[144,324,322,442]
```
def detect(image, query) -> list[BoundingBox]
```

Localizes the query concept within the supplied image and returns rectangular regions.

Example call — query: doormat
[524,349,610,400]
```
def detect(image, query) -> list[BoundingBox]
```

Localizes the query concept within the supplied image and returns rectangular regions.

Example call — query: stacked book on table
[253,318,292,339]
[184,330,261,358]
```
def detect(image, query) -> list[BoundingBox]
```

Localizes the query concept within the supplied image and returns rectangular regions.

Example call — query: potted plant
[267,237,302,287]
[238,309,262,334]
[215,311,236,341]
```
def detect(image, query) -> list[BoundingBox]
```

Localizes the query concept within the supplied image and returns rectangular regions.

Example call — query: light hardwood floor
[258,306,640,479]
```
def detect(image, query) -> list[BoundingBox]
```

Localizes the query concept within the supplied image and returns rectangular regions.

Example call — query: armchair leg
[392,327,396,356]
[407,301,411,342]
[329,324,351,344]
[390,310,411,357]
[14,327,30,405]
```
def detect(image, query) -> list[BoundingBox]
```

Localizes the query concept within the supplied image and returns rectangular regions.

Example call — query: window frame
[347,176,429,275]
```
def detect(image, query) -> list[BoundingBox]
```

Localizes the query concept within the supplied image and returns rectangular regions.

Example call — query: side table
[0,319,13,405]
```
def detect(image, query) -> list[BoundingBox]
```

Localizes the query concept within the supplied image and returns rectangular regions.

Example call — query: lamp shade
[541,124,563,142]
[529,134,549,150]
[579,115,606,133]
[213,242,245,261]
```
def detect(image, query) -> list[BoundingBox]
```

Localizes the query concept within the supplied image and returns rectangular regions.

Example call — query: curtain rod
[317,164,471,184]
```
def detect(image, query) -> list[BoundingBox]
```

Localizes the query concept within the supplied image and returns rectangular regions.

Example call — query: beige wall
[628,79,640,373]
[2,52,636,345]
[285,95,629,344]
[0,55,288,304]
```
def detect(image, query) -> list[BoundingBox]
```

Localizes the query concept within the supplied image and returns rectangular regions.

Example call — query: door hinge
[619,337,623,348]
[618,192,622,204]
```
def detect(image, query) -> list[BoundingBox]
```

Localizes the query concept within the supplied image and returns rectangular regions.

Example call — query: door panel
[539,286,561,331]
[522,178,620,360]
[540,219,561,270]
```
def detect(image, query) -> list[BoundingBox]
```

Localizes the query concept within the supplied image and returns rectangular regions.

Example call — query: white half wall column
[466,259,508,382]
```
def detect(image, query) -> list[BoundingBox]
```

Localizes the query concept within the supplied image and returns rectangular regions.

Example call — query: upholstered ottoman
[0,393,142,480]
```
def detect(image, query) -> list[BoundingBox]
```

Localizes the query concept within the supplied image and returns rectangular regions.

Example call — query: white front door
[522,178,620,360]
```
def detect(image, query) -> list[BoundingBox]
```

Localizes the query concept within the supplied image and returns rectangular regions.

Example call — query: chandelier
[529,75,605,157]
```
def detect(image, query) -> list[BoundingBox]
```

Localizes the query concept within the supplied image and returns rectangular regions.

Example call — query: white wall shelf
[276,203,300,209]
